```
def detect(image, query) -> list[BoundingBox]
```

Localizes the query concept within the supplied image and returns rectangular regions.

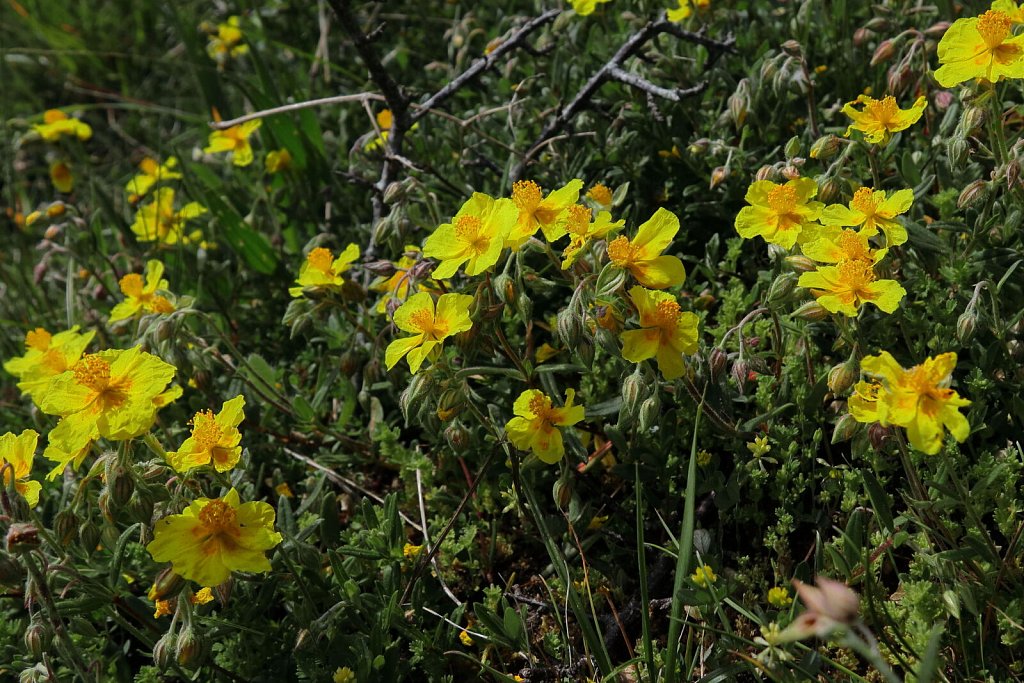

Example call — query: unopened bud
[400,372,432,421]
[827,357,858,395]
[382,181,406,205]
[53,509,79,545]
[553,478,572,508]
[924,21,951,37]
[556,308,584,348]
[784,136,801,160]
[363,259,396,277]
[149,566,185,602]
[110,465,134,507]
[946,136,969,170]
[853,27,872,47]
[709,347,727,380]
[1007,160,1021,190]
[709,166,729,190]
[793,300,829,321]
[444,422,470,450]
[831,413,862,444]
[24,617,51,660]
[868,423,892,450]
[79,519,101,554]
[956,309,977,344]
[517,292,533,321]
[621,371,646,420]
[960,106,985,135]
[728,79,750,128]
[809,135,841,161]
[755,165,778,182]
[781,165,801,180]
[638,396,660,431]
[492,273,514,305]
[870,39,896,66]
[176,626,207,667]
[153,632,176,670]
[780,40,802,57]
[958,180,988,209]
[767,272,798,305]
[731,359,750,394]
[785,255,817,273]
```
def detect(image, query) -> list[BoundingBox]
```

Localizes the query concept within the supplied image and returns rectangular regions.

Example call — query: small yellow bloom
[820,187,913,247]
[423,193,517,278]
[333,667,356,683]
[607,208,686,288]
[586,183,614,208]
[801,228,886,265]
[858,352,970,454]
[734,178,823,249]
[0,429,42,507]
[385,292,474,374]
[403,543,424,559]
[130,188,208,246]
[696,449,712,467]
[620,286,699,380]
[274,482,294,498]
[535,342,561,363]
[126,157,182,201]
[668,0,710,22]
[371,246,431,313]
[849,380,883,423]
[842,94,926,145]
[206,16,249,64]
[167,395,246,473]
[49,161,73,193]
[38,346,177,471]
[797,259,905,317]
[147,488,283,587]
[153,599,173,619]
[505,388,586,464]
[3,326,95,406]
[935,10,1024,87]
[265,148,292,174]
[691,564,717,587]
[768,586,793,608]
[561,205,624,269]
[508,179,584,247]
[569,0,612,16]
[109,260,176,323]
[993,0,1024,23]
[191,586,215,605]
[205,120,261,167]
[747,435,771,458]
[32,109,92,142]
[289,243,360,297]
[659,145,682,159]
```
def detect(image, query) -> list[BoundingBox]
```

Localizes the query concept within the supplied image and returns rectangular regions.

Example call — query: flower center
[766,185,798,214]
[607,235,639,266]
[25,328,51,351]
[587,183,613,207]
[512,180,542,212]
[307,247,335,276]
[651,298,682,328]
[865,96,899,125]
[190,410,222,452]
[454,215,490,255]
[836,259,876,291]
[850,187,878,216]
[73,354,112,391]
[528,393,556,422]
[836,231,871,261]
[119,273,146,299]
[198,499,238,535]
[376,109,393,131]
[565,204,591,236]
[978,10,1012,48]
[410,308,442,337]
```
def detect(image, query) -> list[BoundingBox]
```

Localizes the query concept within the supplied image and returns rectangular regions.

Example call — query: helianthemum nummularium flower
[205,120,261,167]
[0,429,42,507]
[801,227,886,266]
[38,346,177,467]
[289,244,360,297]
[109,260,176,323]
[385,292,474,373]
[569,0,611,17]
[607,208,687,288]
[206,16,249,65]
[3,327,95,406]
[507,179,584,248]
[856,352,971,454]
[506,389,585,463]
[820,187,913,247]
[992,0,1024,23]
[423,193,517,278]
[147,488,282,587]
[620,286,700,379]
[561,204,624,269]
[126,157,182,202]
[32,109,92,142]
[797,259,905,317]
[734,177,824,249]
[168,395,246,473]
[935,9,1024,86]
[668,0,710,21]
[130,188,208,246]
[842,95,927,145]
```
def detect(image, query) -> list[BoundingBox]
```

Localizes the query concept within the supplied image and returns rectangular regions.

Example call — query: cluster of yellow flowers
[568,0,710,20]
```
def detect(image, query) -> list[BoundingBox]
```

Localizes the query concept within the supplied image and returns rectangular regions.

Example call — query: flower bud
[400,372,433,421]
[153,632,177,670]
[444,422,470,450]
[784,136,801,160]
[958,180,988,209]
[709,166,729,190]
[960,106,986,135]
[870,39,896,66]
[382,181,406,205]
[79,519,101,555]
[731,359,750,394]
[363,259,396,277]
[110,464,134,508]
[868,423,892,450]
[517,292,533,321]
[5,523,39,553]
[781,165,802,180]
[621,370,646,420]
[767,272,798,305]
[957,309,977,344]
[793,300,829,321]
[827,357,858,395]
[780,40,802,57]
[853,27,872,47]
[552,477,572,509]
[53,509,80,545]
[1007,160,1021,190]
[809,135,841,161]
[709,347,728,380]
[492,273,514,305]
[176,625,208,667]
[638,396,660,432]
[946,137,969,171]
[24,617,52,660]
[556,308,584,349]
[19,665,47,683]
[728,79,750,128]
[924,21,951,37]
[149,566,186,602]
[785,255,817,273]
[755,165,778,182]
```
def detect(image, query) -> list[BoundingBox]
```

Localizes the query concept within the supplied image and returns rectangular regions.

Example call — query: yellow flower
[935,10,1024,87]
[797,260,905,317]
[146,488,282,587]
[696,449,712,467]
[403,543,424,559]
[858,352,970,454]
[289,244,360,297]
[32,109,92,142]
[820,187,913,247]
[126,157,182,201]
[0,429,42,507]
[371,246,428,313]
[153,599,172,619]
[205,120,261,167]
[167,395,246,473]
[569,0,612,16]
[607,208,687,288]
[130,188,208,246]
[505,388,586,464]
[768,586,793,608]
[38,346,177,467]
[747,435,771,457]
[333,667,356,683]
[265,149,292,174]
[849,380,884,423]
[734,178,824,249]
[49,161,73,193]
[206,16,249,64]
[3,326,95,406]
[586,183,614,209]
[801,227,887,265]
[385,292,474,373]
[691,564,717,587]
[993,0,1024,23]
[508,179,584,247]
[620,286,699,380]
[561,205,625,269]
[423,193,517,278]
[191,587,215,605]
[668,0,710,21]
[535,342,561,363]
[274,482,294,498]
[109,260,176,323]
[842,94,927,145]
